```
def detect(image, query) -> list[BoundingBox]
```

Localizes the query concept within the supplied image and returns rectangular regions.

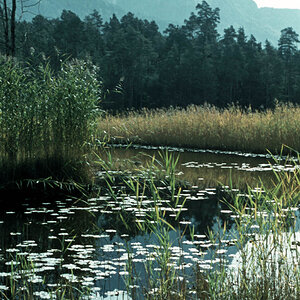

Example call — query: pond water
[0,147,299,299]
[102,145,299,188]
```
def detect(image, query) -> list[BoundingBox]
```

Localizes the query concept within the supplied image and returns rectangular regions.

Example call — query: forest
[1,1,300,111]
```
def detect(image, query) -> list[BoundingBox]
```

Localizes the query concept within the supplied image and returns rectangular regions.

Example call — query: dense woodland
[1,1,300,110]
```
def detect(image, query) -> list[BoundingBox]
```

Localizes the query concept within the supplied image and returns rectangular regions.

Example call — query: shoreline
[102,142,296,161]
[96,104,300,155]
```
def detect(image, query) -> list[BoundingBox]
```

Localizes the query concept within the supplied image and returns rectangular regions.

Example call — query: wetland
[0,55,299,299]
[0,146,299,299]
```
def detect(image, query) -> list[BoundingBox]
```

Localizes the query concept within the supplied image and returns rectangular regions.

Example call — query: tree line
[1,1,300,110]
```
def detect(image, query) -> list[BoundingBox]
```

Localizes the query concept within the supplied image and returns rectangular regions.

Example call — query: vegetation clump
[0,57,101,191]
[97,104,300,154]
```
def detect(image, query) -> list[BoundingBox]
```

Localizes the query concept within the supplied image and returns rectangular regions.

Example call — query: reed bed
[97,104,300,154]
[206,155,300,299]
[101,150,300,299]
[0,57,101,187]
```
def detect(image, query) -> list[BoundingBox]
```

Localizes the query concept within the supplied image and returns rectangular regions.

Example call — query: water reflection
[101,146,299,188]
[0,186,234,297]
[0,147,299,298]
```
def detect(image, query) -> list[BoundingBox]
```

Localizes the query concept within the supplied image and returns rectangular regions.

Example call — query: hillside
[26,0,125,22]
[24,0,300,45]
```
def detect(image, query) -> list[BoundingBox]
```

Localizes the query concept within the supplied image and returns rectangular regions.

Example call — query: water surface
[0,147,299,299]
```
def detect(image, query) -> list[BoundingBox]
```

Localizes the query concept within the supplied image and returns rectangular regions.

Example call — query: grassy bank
[96,104,300,154]
[0,57,101,190]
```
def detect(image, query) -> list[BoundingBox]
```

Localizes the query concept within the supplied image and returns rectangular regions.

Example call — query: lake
[0,146,299,299]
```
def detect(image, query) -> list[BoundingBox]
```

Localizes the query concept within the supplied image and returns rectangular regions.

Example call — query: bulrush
[97,104,300,154]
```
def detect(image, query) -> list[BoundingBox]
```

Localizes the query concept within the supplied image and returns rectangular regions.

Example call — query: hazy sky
[254,0,300,9]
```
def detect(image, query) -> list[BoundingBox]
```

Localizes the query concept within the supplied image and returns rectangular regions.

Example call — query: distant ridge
[24,0,300,45]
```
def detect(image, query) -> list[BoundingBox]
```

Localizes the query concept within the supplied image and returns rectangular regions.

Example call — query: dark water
[0,147,299,299]
[103,145,299,187]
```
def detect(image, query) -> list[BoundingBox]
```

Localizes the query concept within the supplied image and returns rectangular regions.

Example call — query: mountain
[24,0,300,46]
[109,0,300,45]
[24,0,125,22]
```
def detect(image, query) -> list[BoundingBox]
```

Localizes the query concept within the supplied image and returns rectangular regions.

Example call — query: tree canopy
[1,1,300,110]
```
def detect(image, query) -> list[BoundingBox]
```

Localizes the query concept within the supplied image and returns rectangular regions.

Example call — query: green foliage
[2,1,300,110]
[0,56,101,186]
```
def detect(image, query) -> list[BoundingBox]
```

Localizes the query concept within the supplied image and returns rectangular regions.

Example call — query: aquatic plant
[0,56,101,188]
[0,140,298,300]
[201,150,300,299]
[0,251,93,300]
[96,103,300,154]
[99,148,299,299]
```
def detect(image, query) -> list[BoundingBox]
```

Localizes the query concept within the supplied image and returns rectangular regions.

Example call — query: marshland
[96,104,300,154]
[0,1,299,299]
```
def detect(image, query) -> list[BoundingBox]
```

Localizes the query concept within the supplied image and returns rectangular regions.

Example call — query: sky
[254,0,300,9]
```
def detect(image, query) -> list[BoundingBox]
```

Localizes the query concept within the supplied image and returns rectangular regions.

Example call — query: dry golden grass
[96,103,300,154]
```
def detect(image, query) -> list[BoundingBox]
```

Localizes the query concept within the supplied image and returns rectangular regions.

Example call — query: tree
[240,35,265,107]
[180,1,220,105]
[158,24,189,106]
[217,26,243,104]
[260,40,282,107]
[278,27,299,101]
[0,0,40,56]
[184,0,220,46]
[278,27,299,60]
[21,14,57,67]
[83,10,104,64]
[53,10,85,59]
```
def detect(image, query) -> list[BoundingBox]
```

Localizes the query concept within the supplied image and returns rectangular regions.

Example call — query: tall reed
[0,56,101,187]
[96,104,300,154]
[196,150,300,299]
[99,148,299,299]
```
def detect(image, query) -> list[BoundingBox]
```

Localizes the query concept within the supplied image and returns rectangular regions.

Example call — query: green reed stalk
[0,56,101,188]
[96,149,192,299]
[202,150,300,299]
[98,147,299,299]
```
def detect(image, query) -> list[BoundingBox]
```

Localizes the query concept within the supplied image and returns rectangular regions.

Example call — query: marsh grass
[0,56,101,189]
[99,149,299,299]
[96,104,300,154]
[98,150,193,298]
[0,149,298,299]
[0,252,91,300]
[195,150,300,299]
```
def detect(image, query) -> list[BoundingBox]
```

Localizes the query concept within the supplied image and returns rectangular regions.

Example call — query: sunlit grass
[96,103,300,154]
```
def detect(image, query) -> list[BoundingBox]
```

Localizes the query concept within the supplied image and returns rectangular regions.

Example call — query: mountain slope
[108,0,300,45]
[25,0,300,45]
[25,0,125,21]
